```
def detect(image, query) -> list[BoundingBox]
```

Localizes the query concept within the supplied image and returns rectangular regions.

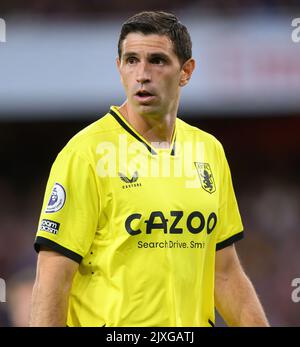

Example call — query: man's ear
[179,58,196,87]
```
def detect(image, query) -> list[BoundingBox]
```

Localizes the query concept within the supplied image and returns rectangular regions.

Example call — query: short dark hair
[118,11,192,66]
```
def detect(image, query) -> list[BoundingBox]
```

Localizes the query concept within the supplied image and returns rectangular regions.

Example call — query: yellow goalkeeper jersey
[34,106,243,327]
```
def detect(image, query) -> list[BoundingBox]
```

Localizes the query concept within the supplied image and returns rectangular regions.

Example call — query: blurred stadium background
[0,0,300,326]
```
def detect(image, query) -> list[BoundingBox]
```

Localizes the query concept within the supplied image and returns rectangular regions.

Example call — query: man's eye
[126,57,138,64]
[151,58,165,65]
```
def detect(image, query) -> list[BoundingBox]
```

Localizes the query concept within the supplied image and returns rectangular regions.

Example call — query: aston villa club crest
[194,162,216,194]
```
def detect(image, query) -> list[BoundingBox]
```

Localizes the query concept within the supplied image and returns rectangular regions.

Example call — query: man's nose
[136,62,151,84]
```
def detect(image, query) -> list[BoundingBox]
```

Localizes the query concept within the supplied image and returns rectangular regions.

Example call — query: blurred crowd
[0,0,299,18]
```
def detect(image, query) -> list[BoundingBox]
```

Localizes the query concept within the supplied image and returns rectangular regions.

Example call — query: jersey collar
[109,106,177,156]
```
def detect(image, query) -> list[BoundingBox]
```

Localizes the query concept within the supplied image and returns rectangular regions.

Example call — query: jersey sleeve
[215,143,244,251]
[34,148,99,263]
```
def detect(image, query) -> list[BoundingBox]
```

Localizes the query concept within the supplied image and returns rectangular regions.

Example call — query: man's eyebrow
[122,52,171,60]
[149,52,168,58]
[122,52,138,59]
[148,52,170,59]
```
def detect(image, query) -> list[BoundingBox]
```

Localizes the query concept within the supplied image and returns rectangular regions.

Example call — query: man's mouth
[134,90,155,103]
[136,90,153,97]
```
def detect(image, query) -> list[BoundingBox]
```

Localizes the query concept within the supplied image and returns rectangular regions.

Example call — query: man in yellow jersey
[30,11,269,327]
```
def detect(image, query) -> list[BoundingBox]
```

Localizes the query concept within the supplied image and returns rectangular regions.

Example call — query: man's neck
[118,102,176,148]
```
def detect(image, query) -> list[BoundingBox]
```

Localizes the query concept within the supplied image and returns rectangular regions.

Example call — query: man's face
[117,33,187,117]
